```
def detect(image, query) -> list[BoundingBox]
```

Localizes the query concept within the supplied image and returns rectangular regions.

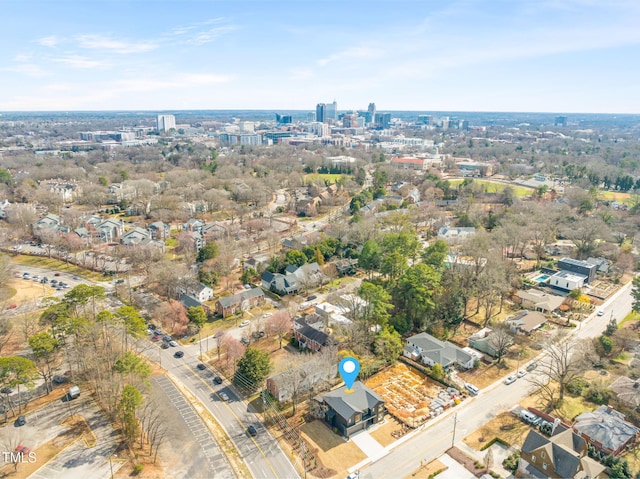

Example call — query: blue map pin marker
[339,357,360,393]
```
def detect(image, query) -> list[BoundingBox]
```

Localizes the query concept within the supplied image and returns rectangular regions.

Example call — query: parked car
[219,391,229,401]
[240,336,250,345]
[174,351,184,358]
[169,340,178,347]
[306,295,317,301]
[213,376,223,385]
[247,425,257,436]
[517,370,527,378]
[465,383,479,396]
[526,362,538,372]
[504,375,517,385]
[54,272,61,276]
[597,309,605,316]
[15,416,26,426]
[239,320,250,328]
[15,445,30,454]
[161,342,170,349]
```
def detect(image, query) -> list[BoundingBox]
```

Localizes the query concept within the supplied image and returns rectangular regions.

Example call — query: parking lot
[0,395,123,479]
[151,375,235,479]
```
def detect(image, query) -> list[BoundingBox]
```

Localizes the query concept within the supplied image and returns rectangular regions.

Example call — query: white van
[465,383,479,396]
[520,410,540,424]
[69,385,80,399]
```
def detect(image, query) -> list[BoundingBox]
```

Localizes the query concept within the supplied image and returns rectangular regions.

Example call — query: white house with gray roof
[404,332,475,370]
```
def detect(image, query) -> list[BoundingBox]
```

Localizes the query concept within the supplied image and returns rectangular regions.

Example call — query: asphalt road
[145,343,300,479]
[358,282,634,479]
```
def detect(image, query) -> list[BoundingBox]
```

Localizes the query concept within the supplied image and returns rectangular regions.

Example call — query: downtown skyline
[2,0,640,114]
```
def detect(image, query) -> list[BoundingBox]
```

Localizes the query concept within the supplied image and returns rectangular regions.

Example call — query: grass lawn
[447,179,534,197]
[303,173,345,185]
[597,190,634,205]
[555,396,592,423]
[463,412,531,451]
[11,255,108,281]
[625,444,640,477]
[0,285,17,301]
[370,417,403,447]
[619,310,640,328]
[300,420,366,479]
[405,458,447,479]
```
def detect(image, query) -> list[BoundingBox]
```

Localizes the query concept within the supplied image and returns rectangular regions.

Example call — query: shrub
[502,452,520,473]
[133,463,144,475]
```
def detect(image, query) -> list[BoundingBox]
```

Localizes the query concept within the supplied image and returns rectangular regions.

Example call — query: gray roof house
[96,219,124,243]
[404,332,475,370]
[572,405,639,456]
[214,288,265,318]
[519,427,606,479]
[261,271,299,296]
[517,289,565,313]
[437,226,476,243]
[609,376,640,408]
[121,227,150,246]
[148,221,170,240]
[316,382,385,437]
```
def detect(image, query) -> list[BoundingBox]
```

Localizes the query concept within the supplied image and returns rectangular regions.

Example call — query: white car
[597,309,605,316]
[504,375,517,385]
[239,320,250,328]
[517,370,527,378]
[219,391,229,401]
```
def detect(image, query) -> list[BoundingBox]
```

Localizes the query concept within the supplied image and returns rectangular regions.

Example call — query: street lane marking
[182,364,284,479]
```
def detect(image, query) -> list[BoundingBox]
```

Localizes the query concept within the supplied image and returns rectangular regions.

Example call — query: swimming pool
[532,274,550,283]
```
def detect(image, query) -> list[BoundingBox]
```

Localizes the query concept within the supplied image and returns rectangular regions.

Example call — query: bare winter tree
[486,322,514,363]
[528,332,593,409]
[266,311,292,349]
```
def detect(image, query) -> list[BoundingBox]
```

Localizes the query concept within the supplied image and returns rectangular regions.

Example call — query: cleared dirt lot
[366,363,449,427]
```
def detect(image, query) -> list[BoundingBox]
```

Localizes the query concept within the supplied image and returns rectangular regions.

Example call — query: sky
[1,0,640,113]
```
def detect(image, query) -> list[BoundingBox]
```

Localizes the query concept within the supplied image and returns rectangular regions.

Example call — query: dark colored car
[306,295,317,301]
[213,376,223,385]
[15,416,26,426]
[54,272,61,276]
[526,362,538,372]
[161,342,170,349]
[174,351,184,358]
[247,425,257,437]
[197,363,206,370]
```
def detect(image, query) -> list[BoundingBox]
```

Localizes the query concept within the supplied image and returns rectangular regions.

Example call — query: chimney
[551,418,562,435]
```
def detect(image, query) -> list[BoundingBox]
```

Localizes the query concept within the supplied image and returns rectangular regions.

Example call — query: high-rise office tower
[555,116,567,127]
[316,103,326,123]
[156,114,176,132]
[367,103,376,125]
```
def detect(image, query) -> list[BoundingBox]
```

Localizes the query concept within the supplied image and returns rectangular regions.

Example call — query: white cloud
[4,63,48,78]
[52,55,110,69]
[37,35,60,48]
[76,35,157,54]
[185,26,237,46]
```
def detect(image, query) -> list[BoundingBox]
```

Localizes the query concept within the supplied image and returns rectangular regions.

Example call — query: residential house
[314,302,352,326]
[96,219,124,243]
[557,258,597,284]
[505,310,547,335]
[518,427,606,479]
[187,282,214,303]
[294,324,335,352]
[148,221,170,240]
[203,222,229,241]
[215,288,265,318]
[334,258,358,276]
[121,227,150,246]
[572,405,639,456]
[261,271,299,296]
[549,271,586,292]
[39,179,81,203]
[266,361,335,403]
[437,226,476,243]
[285,262,324,289]
[180,230,203,251]
[516,289,565,313]
[585,257,611,274]
[182,218,205,233]
[243,256,269,273]
[179,294,209,313]
[467,328,512,358]
[35,213,61,230]
[315,382,385,437]
[404,332,475,370]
